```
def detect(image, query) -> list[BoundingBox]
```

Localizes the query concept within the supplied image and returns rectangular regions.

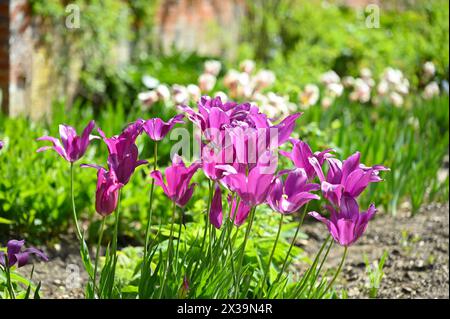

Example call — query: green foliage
[240,0,449,87]
[364,250,388,298]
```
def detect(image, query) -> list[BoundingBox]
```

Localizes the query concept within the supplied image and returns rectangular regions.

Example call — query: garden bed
[18,201,449,299]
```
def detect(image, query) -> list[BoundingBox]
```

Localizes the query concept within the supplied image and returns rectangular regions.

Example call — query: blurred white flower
[172,84,189,105]
[342,76,355,88]
[252,70,276,91]
[204,60,222,76]
[138,90,159,109]
[299,84,320,108]
[142,75,159,89]
[423,81,440,100]
[383,67,404,85]
[320,70,340,85]
[198,73,217,92]
[349,78,371,103]
[239,59,256,74]
[423,61,436,79]
[327,82,344,97]
[223,69,240,89]
[214,91,228,102]
[187,84,201,102]
[155,84,171,101]
[389,92,404,107]
[321,96,333,109]
[377,80,389,96]
[360,67,372,79]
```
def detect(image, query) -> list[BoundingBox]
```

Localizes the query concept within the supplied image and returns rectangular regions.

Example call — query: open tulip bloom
[143,114,185,141]
[310,151,389,206]
[0,239,48,268]
[268,168,321,214]
[37,120,98,162]
[309,195,377,247]
[150,155,201,207]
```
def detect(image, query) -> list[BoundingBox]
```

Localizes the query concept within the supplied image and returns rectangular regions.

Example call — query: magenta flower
[223,158,276,207]
[201,144,237,181]
[97,120,147,185]
[95,168,124,216]
[268,168,320,214]
[0,239,48,268]
[228,195,252,226]
[0,140,3,150]
[310,152,389,206]
[280,139,334,180]
[143,114,185,141]
[150,155,201,207]
[37,120,98,162]
[209,183,223,229]
[309,195,377,246]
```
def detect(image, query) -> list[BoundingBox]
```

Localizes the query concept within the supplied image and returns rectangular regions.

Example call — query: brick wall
[0,0,10,114]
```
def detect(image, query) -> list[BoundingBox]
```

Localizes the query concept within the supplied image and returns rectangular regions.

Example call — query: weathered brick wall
[155,0,245,59]
[0,0,10,114]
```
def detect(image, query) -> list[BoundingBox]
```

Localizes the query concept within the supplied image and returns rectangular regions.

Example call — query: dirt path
[18,202,449,299]
[298,202,449,298]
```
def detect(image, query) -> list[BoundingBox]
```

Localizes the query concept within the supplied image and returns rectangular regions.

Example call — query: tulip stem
[259,213,284,296]
[319,246,348,298]
[109,190,122,298]
[144,142,158,260]
[70,163,82,241]
[93,217,106,296]
[159,201,177,298]
[275,204,309,284]
[2,262,15,299]
[234,205,256,298]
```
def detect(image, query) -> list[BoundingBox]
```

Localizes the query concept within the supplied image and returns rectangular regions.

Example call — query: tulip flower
[223,158,276,207]
[95,168,124,216]
[310,152,388,206]
[143,114,185,141]
[268,168,320,214]
[280,139,333,180]
[0,140,3,150]
[0,239,48,268]
[209,184,223,229]
[98,120,147,185]
[309,195,377,246]
[150,155,200,207]
[228,195,252,226]
[37,120,98,162]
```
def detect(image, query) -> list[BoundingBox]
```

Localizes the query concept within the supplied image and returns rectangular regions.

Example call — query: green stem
[109,189,122,298]
[259,213,284,296]
[234,205,256,298]
[174,209,183,277]
[275,204,308,284]
[93,217,106,296]
[308,238,333,297]
[319,246,348,298]
[159,201,177,298]
[144,142,158,260]
[2,262,15,299]
[70,163,82,241]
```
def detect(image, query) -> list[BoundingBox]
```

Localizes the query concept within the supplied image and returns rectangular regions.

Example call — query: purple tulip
[0,140,3,150]
[280,139,334,180]
[223,157,276,207]
[310,152,389,206]
[150,155,200,207]
[309,195,377,247]
[201,144,237,181]
[143,114,185,141]
[228,195,252,226]
[209,183,223,229]
[268,168,320,214]
[98,120,147,185]
[95,168,124,216]
[0,239,48,268]
[37,120,98,162]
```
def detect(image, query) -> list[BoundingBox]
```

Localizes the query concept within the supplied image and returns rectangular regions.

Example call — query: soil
[298,202,449,299]
[17,202,449,299]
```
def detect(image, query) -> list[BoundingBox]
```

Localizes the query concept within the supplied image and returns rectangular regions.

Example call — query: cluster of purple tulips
[30,95,389,297]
